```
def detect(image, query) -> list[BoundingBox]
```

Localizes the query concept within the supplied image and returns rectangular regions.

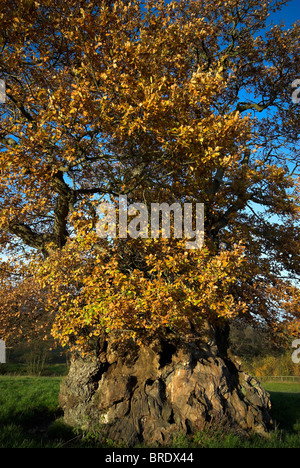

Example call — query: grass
[263,382,300,434]
[0,376,66,448]
[0,376,299,448]
[0,363,69,376]
[0,375,121,448]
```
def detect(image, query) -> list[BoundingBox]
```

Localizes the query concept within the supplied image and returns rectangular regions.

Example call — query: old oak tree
[0,0,299,444]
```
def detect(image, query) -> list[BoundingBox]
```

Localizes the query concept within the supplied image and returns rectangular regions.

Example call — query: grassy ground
[263,382,300,434]
[0,376,299,448]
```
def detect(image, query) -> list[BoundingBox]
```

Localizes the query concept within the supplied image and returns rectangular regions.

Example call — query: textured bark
[59,325,273,446]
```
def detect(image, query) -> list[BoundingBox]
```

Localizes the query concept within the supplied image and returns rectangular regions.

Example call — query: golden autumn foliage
[0,0,299,353]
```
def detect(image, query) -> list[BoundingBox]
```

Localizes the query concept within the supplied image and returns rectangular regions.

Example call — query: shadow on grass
[0,405,114,448]
[0,406,71,448]
[267,391,300,433]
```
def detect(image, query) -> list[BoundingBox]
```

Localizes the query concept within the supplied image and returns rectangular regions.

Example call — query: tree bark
[59,324,273,446]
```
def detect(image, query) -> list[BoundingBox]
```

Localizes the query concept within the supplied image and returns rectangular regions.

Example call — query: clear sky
[268,0,300,27]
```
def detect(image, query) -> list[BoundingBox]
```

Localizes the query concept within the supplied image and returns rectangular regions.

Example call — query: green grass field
[0,376,299,448]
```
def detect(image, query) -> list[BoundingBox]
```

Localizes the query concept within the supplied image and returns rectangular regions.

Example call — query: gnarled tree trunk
[59,324,273,446]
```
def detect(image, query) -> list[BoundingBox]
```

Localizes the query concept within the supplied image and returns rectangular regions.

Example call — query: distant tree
[229,323,276,358]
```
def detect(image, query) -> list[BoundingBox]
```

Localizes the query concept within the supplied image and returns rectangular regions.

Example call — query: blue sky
[268,0,300,26]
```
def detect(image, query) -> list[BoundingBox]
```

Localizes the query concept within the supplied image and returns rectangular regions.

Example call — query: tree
[0,0,299,444]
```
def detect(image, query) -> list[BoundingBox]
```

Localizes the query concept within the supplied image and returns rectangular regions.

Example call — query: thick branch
[5,222,52,257]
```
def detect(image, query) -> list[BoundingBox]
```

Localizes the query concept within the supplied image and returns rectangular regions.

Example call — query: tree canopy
[0,0,299,353]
